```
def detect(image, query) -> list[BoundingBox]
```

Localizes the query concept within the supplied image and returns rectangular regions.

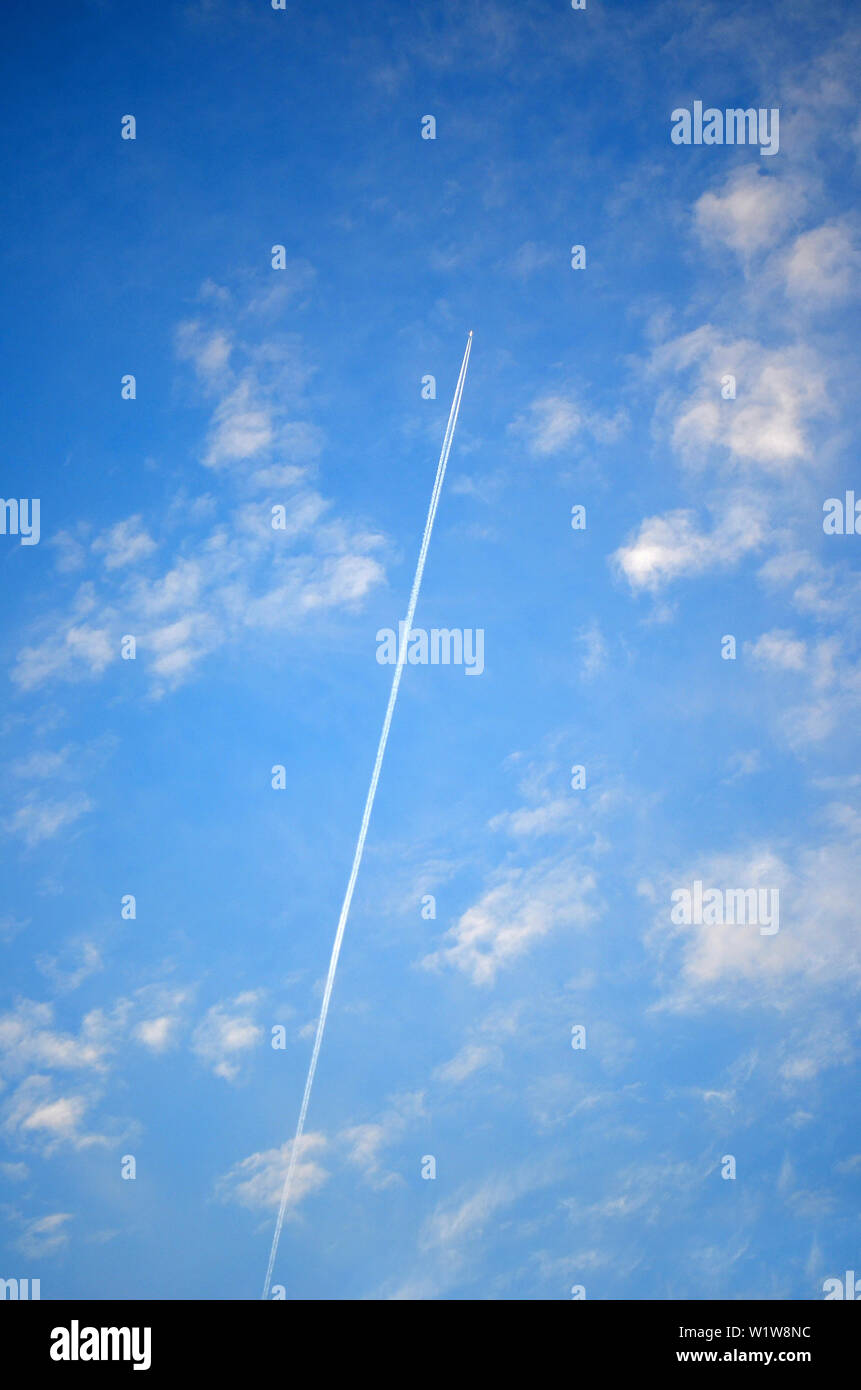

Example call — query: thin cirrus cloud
[433,1041,501,1085]
[510,391,626,458]
[15,1211,73,1259]
[340,1090,425,1189]
[4,792,93,847]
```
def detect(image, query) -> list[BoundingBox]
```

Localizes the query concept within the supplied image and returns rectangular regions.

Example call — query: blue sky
[1,0,860,1300]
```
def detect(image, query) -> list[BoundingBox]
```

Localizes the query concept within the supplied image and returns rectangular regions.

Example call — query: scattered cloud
[614,502,764,593]
[15,1211,73,1259]
[192,992,264,1081]
[423,857,599,985]
[216,1134,328,1214]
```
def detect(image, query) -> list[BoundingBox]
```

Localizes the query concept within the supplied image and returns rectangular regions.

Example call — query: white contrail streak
[262,331,473,1299]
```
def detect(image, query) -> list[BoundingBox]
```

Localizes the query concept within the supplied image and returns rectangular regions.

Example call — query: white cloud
[650,826,861,1011]
[4,793,92,846]
[746,629,808,672]
[204,378,274,468]
[741,626,854,748]
[340,1123,390,1176]
[11,294,388,696]
[36,942,102,992]
[723,750,762,783]
[176,321,233,386]
[216,1133,328,1213]
[511,392,625,458]
[179,302,320,476]
[51,529,88,573]
[523,394,584,455]
[423,857,599,986]
[757,548,861,621]
[134,1016,177,1053]
[13,492,386,696]
[92,516,157,571]
[614,503,764,593]
[15,619,116,692]
[13,493,386,695]
[434,1042,501,1084]
[489,797,574,837]
[0,1161,29,1181]
[340,1091,424,1188]
[782,219,861,303]
[577,622,607,680]
[130,986,189,1054]
[650,328,829,476]
[385,1163,557,1298]
[11,747,71,779]
[0,1000,111,1077]
[421,1172,522,1250]
[192,992,263,1081]
[694,167,801,259]
[16,1212,73,1259]
[506,241,556,277]
[3,1077,102,1154]
[0,992,180,1153]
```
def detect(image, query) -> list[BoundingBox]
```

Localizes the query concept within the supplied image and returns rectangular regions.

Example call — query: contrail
[262,331,473,1299]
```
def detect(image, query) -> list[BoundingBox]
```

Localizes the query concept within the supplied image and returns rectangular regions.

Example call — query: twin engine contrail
[262,331,473,1299]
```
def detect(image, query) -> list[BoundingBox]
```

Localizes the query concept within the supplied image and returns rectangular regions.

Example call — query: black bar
[3,1298,857,1375]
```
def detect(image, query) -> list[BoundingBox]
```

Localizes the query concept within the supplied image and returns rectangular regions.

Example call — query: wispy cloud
[216,1134,328,1214]
[191,992,264,1082]
[15,1211,73,1259]
[423,857,599,986]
